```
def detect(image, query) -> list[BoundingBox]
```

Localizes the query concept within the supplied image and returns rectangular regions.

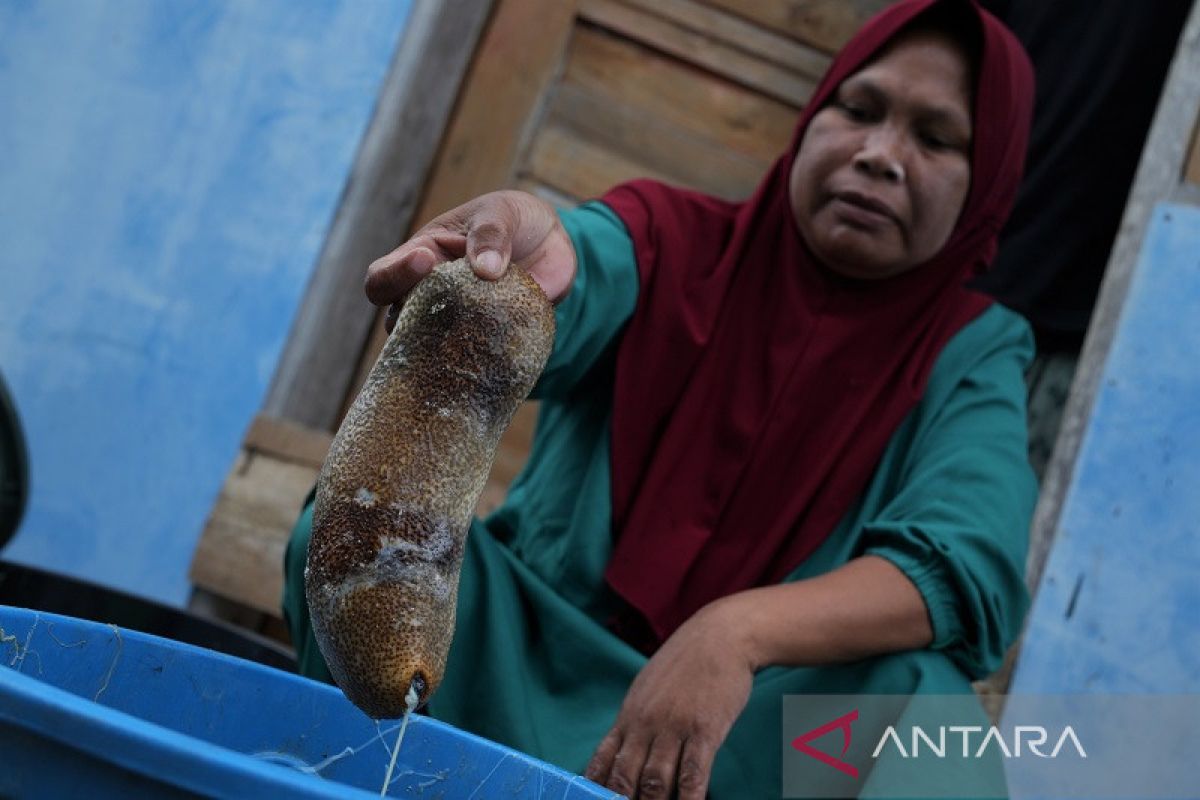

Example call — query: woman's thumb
[465,201,518,280]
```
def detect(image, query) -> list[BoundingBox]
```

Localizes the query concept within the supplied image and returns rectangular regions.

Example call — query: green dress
[283,202,1036,798]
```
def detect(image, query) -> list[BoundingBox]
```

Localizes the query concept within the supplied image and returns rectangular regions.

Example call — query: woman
[284,0,1036,796]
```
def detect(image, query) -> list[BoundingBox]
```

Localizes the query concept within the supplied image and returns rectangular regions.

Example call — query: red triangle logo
[791,709,860,778]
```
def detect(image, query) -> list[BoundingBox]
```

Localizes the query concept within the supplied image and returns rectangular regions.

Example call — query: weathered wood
[578,0,817,107]
[190,451,319,616]
[262,0,497,432]
[528,124,674,202]
[695,0,894,53]
[537,84,768,200]
[621,0,832,78]
[243,414,332,469]
[1185,116,1200,186]
[563,25,799,162]
[1024,3,1200,602]
[545,82,769,197]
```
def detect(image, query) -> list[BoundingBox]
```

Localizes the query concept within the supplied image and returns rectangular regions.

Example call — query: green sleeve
[860,306,1038,680]
[281,493,333,682]
[531,201,638,399]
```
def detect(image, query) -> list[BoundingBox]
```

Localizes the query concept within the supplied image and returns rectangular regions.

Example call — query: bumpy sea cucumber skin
[306,259,555,719]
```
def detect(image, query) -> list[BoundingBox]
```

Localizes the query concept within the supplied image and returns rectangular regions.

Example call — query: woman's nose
[853,128,906,183]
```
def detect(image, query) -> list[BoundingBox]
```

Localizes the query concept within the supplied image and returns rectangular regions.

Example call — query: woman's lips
[828,191,898,228]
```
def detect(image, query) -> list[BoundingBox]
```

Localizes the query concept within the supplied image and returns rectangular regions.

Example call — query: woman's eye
[919,130,964,152]
[920,132,948,149]
[836,101,871,121]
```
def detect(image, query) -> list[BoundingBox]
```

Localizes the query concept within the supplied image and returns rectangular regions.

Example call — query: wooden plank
[538,83,769,200]
[243,414,332,469]
[190,451,319,617]
[1186,116,1200,186]
[563,25,798,163]
[527,124,677,202]
[262,0,497,432]
[578,0,817,107]
[695,0,894,53]
[621,0,831,78]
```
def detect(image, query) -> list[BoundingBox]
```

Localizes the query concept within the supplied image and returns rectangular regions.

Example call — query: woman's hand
[585,600,755,799]
[365,190,576,331]
[583,556,933,797]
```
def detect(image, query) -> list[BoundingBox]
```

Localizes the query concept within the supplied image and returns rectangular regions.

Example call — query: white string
[380,681,421,797]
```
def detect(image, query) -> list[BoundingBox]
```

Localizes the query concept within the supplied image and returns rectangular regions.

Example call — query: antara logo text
[871,723,1088,759]
[791,708,1087,776]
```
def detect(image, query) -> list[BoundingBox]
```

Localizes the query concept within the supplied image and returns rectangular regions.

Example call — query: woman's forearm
[714,555,934,671]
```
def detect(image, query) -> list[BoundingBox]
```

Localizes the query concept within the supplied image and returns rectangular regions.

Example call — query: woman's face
[789,29,973,280]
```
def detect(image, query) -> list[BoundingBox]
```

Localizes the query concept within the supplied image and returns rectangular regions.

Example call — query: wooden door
[189,0,893,636]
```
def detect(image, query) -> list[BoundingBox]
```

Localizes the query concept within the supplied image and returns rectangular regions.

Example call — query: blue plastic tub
[0,605,620,799]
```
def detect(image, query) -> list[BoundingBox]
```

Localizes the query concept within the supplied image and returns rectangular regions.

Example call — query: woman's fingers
[586,728,707,799]
[635,735,684,799]
[365,190,573,323]
[584,729,620,788]
[676,736,716,800]
[365,193,523,309]
[364,242,444,308]
[602,734,650,798]
[582,599,755,797]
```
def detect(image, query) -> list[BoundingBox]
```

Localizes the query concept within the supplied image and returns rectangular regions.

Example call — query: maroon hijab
[601,0,1034,643]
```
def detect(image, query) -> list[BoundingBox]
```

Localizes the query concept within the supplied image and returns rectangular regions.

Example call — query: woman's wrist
[703,588,795,673]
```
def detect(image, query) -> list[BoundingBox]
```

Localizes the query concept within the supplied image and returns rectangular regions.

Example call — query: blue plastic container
[0,605,620,798]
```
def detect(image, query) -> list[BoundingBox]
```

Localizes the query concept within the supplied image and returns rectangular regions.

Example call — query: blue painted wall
[0,1,412,605]
[1011,203,1200,694]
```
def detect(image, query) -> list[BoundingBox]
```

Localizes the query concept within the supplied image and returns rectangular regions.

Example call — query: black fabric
[0,370,28,551]
[974,0,1194,352]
